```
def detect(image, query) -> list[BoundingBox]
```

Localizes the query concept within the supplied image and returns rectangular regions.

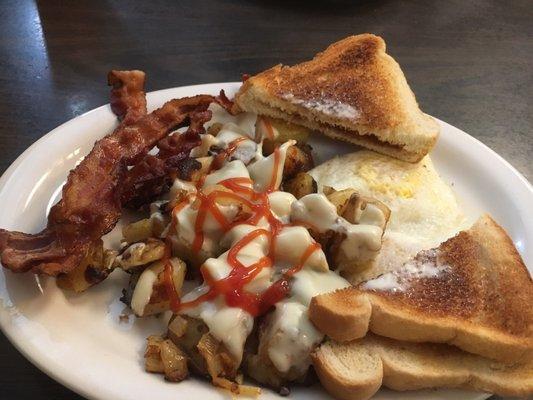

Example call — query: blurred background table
[0,0,531,398]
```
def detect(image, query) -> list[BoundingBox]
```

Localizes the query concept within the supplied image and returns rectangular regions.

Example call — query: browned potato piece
[326,189,390,229]
[160,339,189,382]
[167,314,188,342]
[326,189,356,216]
[144,336,189,382]
[129,258,186,317]
[245,352,286,389]
[57,241,115,293]
[282,144,314,180]
[190,156,213,184]
[244,314,309,389]
[114,238,166,271]
[145,335,165,373]
[282,172,317,199]
[323,189,390,275]
[206,122,223,137]
[197,333,238,381]
[342,193,391,229]
[168,316,209,375]
[211,375,261,396]
[321,185,335,196]
[123,218,153,243]
[166,316,260,395]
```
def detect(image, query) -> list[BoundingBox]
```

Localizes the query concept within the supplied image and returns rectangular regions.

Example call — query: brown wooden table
[0,0,531,398]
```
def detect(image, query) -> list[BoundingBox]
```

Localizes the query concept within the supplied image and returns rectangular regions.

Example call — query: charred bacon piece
[0,88,215,276]
[215,89,239,115]
[121,107,212,209]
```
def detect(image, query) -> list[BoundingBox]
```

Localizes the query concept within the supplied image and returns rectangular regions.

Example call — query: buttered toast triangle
[312,334,533,400]
[234,34,439,163]
[309,214,533,363]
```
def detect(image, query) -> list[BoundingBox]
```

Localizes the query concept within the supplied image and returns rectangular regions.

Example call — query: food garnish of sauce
[163,143,320,317]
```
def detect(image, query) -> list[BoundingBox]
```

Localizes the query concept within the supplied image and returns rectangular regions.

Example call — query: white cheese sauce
[291,193,386,264]
[181,297,254,364]
[263,269,349,375]
[248,140,295,192]
[151,115,387,376]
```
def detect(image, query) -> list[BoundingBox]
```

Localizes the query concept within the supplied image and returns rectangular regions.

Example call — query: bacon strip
[215,90,239,115]
[108,70,147,125]
[0,93,215,275]
[121,107,213,208]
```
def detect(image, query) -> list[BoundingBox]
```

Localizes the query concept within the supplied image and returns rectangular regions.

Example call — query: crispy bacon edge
[120,107,212,208]
[121,90,241,208]
[108,70,147,125]
[0,80,215,275]
[215,90,239,115]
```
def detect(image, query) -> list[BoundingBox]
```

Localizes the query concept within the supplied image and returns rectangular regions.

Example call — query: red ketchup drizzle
[195,137,247,189]
[163,139,320,317]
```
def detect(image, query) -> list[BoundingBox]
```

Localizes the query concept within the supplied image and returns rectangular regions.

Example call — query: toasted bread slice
[312,334,533,400]
[234,34,439,163]
[309,215,533,363]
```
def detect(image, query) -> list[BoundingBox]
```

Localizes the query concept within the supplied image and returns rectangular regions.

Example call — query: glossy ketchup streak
[164,143,319,316]
[195,137,247,188]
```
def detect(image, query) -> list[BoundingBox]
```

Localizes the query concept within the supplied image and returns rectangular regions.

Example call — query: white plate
[1,82,531,400]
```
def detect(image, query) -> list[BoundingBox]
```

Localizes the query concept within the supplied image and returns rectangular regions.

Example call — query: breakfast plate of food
[0,34,531,400]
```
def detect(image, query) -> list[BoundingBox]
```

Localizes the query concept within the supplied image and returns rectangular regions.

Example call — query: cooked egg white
[310,150,467,283]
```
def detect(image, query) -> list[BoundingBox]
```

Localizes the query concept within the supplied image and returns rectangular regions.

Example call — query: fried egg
[310,150,466,283]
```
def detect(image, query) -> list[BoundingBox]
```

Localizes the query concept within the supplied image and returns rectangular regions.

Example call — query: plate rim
[1,81,528,400]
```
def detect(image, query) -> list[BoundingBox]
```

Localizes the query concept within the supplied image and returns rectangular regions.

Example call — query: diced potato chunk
[145,335,165,373]
[114,239,166,271]
[57,241,115,293]
[130,258,186,317]
[283,172,317,199]
[160,339,189,382]
[122,218,153,243]
[282,144,314,180]
[144,335,189,382]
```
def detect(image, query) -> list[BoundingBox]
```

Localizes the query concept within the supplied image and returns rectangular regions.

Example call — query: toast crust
[312,334,533,400]
[309,215,533,363]
[234,34,439,163]
[312,342,382,400]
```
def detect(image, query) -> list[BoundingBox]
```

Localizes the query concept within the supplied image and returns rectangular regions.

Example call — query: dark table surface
[0,0,531,399]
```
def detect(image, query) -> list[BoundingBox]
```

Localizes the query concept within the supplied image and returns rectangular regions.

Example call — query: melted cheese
[202,159,250,188]
[248,140,295,192]
[291,193,385,265]
[265,301,323,374]
[172,200,240,259]
[182,298,254,364]
[131,258,183,317]
[205,103,257,135]
[131,262,163,316]
[264,269,349,374]
[190,134,219,158]
[291,193,338,232]
[291,269,350,307]
[160,118,389,378]
[268,191,297,222]
[274,226,328,271]
[169,178,197,198]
